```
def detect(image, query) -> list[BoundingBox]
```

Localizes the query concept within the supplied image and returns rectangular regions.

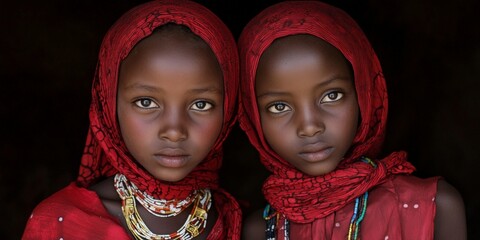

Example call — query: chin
[300,164,338,177]
[150,171,189,183]
[303,170,333,177]
[156,176,187,183]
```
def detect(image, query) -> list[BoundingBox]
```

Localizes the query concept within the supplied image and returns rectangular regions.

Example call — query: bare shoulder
[89,176,119,201]
[434,179,467,240]
[88,176,123,219]
[242,208,265,240]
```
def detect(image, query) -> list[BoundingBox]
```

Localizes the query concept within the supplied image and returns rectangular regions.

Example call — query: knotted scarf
[76,0,241,237]
[238,1,415,223]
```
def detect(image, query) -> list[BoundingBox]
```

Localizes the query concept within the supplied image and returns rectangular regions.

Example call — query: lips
[153,148,190,168]
[298,143,334,163]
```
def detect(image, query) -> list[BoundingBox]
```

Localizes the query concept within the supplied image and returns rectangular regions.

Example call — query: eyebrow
[256,76,351,99]
[123,83,160,93]
[122,83,222,94]
[256,91,290,99]
[187,87,223,95]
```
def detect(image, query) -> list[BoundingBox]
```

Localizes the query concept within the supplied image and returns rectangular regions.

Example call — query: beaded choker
[115,174,196,217]
[263,157,376,240]
[114,174,212,240]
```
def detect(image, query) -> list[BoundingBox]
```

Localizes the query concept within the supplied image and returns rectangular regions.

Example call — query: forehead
[256,34,351,84]
[122,25,221,74]
[258,34,347,70]
[118,26,223,89]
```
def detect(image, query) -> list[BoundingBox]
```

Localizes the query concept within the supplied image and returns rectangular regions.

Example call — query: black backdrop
[1,0,479,239]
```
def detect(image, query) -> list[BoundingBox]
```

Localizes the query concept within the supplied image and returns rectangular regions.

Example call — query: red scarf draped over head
[239,1,415,223]
[76,0,240,236]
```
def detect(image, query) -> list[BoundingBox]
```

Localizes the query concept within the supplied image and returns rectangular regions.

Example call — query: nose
[297,104,325,138]
[158,107,188,142]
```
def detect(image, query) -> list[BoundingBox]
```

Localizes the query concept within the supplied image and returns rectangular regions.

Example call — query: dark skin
[90,25,224,239]
[242,35,467,240]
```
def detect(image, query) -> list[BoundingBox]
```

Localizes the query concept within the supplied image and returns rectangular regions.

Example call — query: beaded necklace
[114,174,212,240]
[263,157,376,240]
[115,174,196,217]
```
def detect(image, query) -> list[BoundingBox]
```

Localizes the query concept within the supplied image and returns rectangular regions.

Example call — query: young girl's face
[117,27,224,182]
[255,34,359,176]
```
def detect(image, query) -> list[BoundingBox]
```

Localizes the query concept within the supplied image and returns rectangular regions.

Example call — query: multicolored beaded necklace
[263,157,376,240]
[114,174,212,240]
[115,174,196,217]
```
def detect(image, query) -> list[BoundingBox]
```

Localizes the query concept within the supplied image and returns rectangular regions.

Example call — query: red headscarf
[238,1,415,223]
[76,0,240,237]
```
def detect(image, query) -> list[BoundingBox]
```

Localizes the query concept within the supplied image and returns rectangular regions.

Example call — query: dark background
[1,0,479,239]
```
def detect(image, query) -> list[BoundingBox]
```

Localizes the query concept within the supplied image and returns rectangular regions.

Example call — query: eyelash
[134,98,158,109]
[133,98,214,111]
[190,100,214,111]
[321,90,344,103]
[266,102,291,114]
[265,91,345,114]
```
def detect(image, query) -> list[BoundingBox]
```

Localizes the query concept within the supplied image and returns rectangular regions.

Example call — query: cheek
[260,116,277,145]
[118,109,134,142]
[261,117,294,154]
[334,104,359,143]
[348,103,360,137]
[191,112,224,148]
[118,109,155,152]
[119,125,140,158]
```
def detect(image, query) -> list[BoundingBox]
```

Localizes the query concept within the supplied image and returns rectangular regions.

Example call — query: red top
[275,175,439,239]
[22,182,238,239]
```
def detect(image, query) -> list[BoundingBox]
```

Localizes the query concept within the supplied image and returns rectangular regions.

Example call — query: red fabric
[24,0,241,239]
[78,0,238,201]
[238,1,416,223]
[22,182,240,240]
[23,183,130,240]
[277,176,439,239]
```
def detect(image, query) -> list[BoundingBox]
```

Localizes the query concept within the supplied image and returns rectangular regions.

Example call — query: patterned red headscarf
[76,0,240,237]
[238,1,415,223]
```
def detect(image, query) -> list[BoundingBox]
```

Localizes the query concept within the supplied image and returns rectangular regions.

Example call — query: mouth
[153,149,190,168]
[298,144,334,163]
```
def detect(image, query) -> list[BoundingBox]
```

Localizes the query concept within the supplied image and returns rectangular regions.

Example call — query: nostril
[296,106,324,137]
[298,124,324,137]
[159,124,188,142]
[160,130,187,142]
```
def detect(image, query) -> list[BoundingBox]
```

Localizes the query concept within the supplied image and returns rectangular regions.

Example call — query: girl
[238,1,466,239]
[22,0,241,239]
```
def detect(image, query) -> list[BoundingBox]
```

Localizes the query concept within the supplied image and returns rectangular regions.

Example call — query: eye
[190,100,213,111]
[321,91,344,103]
[134,98,159,109]
[267,102,291,114]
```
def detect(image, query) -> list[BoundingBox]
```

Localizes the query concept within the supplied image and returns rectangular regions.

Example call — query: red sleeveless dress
[22,183,238,239]
[275,176,439,240]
